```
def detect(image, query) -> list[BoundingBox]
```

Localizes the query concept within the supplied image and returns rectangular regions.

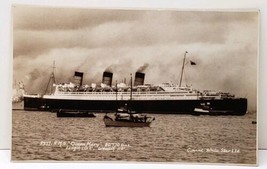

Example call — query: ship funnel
[134,72,145,86]
[74,71,83,87]
[102,71,113,86]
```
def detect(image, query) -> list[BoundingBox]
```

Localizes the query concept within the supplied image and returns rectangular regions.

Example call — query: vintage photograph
[12,5,258,164]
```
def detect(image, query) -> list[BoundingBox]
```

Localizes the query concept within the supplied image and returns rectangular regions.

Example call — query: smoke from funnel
[137,63,149,72]
[105,65,113,73]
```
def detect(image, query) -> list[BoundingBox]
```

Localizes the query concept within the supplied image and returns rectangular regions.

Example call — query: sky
[13,5,258,110]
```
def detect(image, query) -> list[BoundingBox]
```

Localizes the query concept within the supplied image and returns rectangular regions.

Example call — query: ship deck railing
[48,91,203,100]
[55,91,199,96]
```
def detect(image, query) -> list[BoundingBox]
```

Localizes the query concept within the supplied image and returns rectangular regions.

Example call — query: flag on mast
[190,60,196,65]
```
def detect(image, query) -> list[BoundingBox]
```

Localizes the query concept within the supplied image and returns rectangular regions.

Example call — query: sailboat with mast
[23,51,247,115]
[103,74,155,127]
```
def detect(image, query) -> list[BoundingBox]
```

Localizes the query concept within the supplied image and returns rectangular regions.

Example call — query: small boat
[103,75,155,127]
[193,108,210,113]
[103,113,155,127]
[57,109,96,118]
[193,102,234,116]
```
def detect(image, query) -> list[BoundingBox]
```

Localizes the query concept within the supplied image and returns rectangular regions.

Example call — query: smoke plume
[137,63,149,72]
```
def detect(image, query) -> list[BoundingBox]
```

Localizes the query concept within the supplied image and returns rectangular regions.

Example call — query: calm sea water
[12,110,257,164]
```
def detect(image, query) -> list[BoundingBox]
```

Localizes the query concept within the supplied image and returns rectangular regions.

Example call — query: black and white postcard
[12,5,258,165]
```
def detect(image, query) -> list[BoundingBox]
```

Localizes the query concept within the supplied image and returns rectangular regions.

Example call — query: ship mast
[125,73,133,111]
[52,60,56,83]
[115,80,118,111]
[179,51,188,87]
[44,60,56,95]
[130,73,133,101]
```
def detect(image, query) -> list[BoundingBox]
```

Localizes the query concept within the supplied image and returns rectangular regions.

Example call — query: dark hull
[103,118,151,127]
[57,110,96,118]
[24,97,247,115]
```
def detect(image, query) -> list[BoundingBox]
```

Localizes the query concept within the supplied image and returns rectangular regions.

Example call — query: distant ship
[23,52,247,115]
[12,81,24,110]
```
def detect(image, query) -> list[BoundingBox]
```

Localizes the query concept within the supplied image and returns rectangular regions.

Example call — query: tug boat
[193,102,234,116]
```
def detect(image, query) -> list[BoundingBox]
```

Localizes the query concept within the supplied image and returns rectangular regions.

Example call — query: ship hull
[23,96,247,115]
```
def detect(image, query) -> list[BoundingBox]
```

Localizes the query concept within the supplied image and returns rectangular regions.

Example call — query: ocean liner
[23,52,247,115]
